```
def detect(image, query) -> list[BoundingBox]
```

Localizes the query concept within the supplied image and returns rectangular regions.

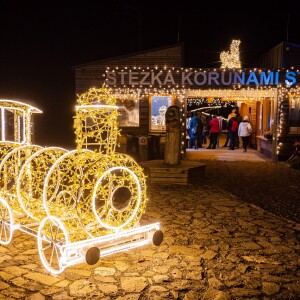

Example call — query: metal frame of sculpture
[0,90,163,274]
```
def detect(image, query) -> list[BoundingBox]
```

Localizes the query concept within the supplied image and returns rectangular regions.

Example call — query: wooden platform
[185,147,272,162]
[140,159,206,185]
[185,133,272,162]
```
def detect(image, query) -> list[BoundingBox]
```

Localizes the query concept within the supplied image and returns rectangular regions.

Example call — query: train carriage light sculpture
[0,89,163,274]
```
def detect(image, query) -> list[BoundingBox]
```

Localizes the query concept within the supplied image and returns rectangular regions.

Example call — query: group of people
[223,108,252,152]
[186,108,252,152]
[186,111,208,149]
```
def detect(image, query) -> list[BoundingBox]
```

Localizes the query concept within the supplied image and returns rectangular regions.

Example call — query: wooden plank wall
[74,45,183,95]
[256,41,300,69]
[257,43,283,68]
[248,101,257,147]
[74,45,184,161]
[74,45,183,138]
[284,45,300,68]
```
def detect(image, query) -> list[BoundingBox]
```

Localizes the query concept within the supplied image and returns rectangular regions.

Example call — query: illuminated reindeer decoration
[220,39,241,69]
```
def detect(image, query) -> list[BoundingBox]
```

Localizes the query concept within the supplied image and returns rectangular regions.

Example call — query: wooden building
[257,41,300,69]
[73,42,300,162]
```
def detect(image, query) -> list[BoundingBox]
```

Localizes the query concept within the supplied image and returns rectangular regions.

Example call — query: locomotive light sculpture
[0,89,163,274]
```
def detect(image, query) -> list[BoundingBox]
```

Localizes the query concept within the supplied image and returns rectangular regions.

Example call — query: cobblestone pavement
[0,184,299,300]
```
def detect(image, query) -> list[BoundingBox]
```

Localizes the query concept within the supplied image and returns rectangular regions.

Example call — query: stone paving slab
[0,184,299,299]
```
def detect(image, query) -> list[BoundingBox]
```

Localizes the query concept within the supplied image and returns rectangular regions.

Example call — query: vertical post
[1,108,5,141]
[25,111,31,144]
[17,115,20,143]
[164,106,181,165]
[272,89,279,162]
[23,111,26,143]
[177,16,181,43]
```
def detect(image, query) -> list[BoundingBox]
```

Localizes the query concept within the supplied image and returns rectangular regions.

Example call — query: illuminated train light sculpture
[0,89,163,274]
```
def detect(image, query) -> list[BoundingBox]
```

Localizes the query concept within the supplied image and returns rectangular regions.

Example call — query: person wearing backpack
[227,116,239,150]
[238,116,252,152]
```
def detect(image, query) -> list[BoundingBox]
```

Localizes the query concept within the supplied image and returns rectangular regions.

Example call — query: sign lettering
[106,70,300,87]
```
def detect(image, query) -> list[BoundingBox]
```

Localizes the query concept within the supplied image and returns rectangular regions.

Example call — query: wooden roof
[72,43,184,69]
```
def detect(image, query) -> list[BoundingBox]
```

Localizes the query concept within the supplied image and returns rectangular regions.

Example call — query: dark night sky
[0,1,299,149]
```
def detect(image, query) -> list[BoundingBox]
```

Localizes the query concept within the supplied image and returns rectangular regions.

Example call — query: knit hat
[243,116,249,121]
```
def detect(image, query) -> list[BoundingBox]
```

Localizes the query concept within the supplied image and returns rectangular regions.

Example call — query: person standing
[186,111,192,148]
[196,112,204,148]
[189,112,199,149]
[228,108,237,120]
[222,108,237,147]
[202,113,210,144]
[186,111,192,132]
[238,116,252,152]
[207,115,220,149]
[235,111,242,148]
[227,116,239,150]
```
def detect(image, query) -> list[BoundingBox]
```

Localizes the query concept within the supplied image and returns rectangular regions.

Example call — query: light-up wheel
[0,198,14,245]
[0,145,42,192]
[37,216,69,274]
[92,166,142,230]
[17,147,67,221]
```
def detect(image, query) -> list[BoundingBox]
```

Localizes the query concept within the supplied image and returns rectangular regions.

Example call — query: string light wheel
[92,166,142,230]
[0,197,14,245]
[37,216,69,274]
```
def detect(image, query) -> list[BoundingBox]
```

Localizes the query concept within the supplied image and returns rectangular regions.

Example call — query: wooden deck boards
[140,159,206,185]
[185,147,272,162]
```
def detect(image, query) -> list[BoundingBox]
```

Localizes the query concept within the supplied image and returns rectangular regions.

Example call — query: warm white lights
[17,147,68,221]
[220,39,241,69]
[0,99,42,145]
[186,89,277,99]
[92,166,142,230]
[0,90,162,275]
[0,197,14,245]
